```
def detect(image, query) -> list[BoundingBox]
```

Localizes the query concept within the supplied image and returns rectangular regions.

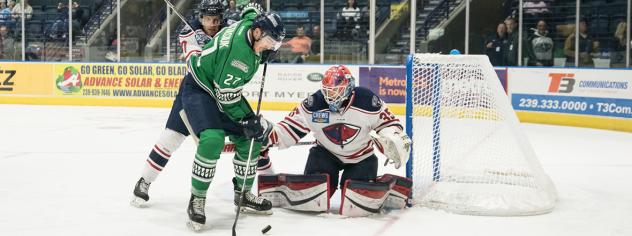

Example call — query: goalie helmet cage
[404,54,557,216]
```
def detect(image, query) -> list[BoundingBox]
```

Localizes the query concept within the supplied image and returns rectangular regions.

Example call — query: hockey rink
[0,104,631,236]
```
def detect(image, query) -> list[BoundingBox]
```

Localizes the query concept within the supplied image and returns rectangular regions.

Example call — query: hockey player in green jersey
[180,2,285,231]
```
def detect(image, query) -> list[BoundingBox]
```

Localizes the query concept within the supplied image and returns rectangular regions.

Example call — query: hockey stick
[222,141,316,153]
[182,108,316,153]
[232,63,268,236]
[179,110,200,144]
[162,0,195,31]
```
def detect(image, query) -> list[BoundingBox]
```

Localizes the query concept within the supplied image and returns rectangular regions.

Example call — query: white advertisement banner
[509,68,632,119]
[509,68,632,99]
[242,64,360,104]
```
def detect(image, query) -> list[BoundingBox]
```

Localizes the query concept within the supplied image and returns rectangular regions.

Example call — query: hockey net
[405,54,557,216]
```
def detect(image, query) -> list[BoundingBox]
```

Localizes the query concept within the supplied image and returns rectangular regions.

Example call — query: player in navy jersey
[256,65,413,216]
[130,0,227,207]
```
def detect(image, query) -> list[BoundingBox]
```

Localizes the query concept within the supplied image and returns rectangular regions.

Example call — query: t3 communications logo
[547,73,575,93]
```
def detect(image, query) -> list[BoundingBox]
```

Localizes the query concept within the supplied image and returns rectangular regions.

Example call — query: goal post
[404,54,557,216]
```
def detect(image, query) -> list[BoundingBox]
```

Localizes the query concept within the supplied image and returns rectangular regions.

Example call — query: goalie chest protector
[290,87,401,164]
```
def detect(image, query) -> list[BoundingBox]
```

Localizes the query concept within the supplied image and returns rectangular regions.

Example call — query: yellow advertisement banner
[52,63,187,99]
[0,62,52,95]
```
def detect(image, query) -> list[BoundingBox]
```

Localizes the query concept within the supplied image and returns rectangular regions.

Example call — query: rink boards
[0,62,631,132]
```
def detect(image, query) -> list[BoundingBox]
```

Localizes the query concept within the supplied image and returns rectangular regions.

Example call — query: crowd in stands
[216,0,353,63]
[0,0,97,60]
[486,0,630,68]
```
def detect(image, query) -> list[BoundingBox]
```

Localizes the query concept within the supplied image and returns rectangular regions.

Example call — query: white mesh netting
[407,54,557,216]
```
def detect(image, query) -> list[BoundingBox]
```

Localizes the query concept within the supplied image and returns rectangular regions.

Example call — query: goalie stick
[221,141,316,153]
[180,109,317,153]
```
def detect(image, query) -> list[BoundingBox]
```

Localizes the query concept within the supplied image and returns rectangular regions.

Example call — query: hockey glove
[241,115,273,144]
[373,126,412,169]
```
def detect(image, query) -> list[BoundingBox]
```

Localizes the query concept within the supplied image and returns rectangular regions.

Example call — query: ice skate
[233,178,272,215]
[130,177,150,207]
[186,194,206,231]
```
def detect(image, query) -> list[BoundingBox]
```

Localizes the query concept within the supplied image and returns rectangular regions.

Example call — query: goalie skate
[130,177,150,208]
[186,194,206,231]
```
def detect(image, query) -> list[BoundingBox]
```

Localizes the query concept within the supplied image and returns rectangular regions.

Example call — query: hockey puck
[261,225,271,234]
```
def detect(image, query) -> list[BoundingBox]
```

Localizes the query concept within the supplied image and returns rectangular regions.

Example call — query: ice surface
[0,105,630,236]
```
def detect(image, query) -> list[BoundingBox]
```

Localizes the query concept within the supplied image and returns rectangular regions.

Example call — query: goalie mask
[322,65,355,112]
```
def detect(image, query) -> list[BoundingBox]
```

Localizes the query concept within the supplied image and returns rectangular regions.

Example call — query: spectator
[0,1,12,25]
[609,22,627,68]
[337,0,360,40]
[485,22,509,66]
[526,20,554,66]
[11,0,32,21]
[311,25,320,55]
[72,2,85,30]
[564,18,600,67]
[0,24,15,59]
[283,25,312,63]
[340,0,360,22]
[224,0,240,26]
[504,17,518,66]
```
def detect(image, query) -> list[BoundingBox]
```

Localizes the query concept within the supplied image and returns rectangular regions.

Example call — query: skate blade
[235,206,273,215]
[130,197,147,208]
[186,220,205,231]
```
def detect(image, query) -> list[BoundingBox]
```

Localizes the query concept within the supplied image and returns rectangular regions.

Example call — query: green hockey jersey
[187,6,262,122]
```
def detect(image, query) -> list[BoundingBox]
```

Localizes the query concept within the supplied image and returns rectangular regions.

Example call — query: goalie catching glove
[240,115,273,144]
[373,126,412,169]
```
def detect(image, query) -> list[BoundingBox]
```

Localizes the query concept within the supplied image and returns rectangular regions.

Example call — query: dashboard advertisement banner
[242,64,360,107]
[509,68,632,119]
[52,63,187,99]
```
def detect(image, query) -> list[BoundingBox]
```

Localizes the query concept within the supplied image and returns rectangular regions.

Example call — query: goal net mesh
[406,54,557,216]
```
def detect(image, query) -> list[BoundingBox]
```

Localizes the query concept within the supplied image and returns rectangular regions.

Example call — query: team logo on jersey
[231,59,249,73]
[304,95,314,107]
[55,66,82,93]
[322,123,361,146]
[312,112,329,123]
[371,95,382,108]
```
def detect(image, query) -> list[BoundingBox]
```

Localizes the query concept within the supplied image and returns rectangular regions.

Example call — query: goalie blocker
[258,173,412,216]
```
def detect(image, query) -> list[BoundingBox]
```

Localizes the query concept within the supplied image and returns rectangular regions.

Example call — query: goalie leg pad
[258,174,330,212]
[377,174,412,209]
[340,180,390,217]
